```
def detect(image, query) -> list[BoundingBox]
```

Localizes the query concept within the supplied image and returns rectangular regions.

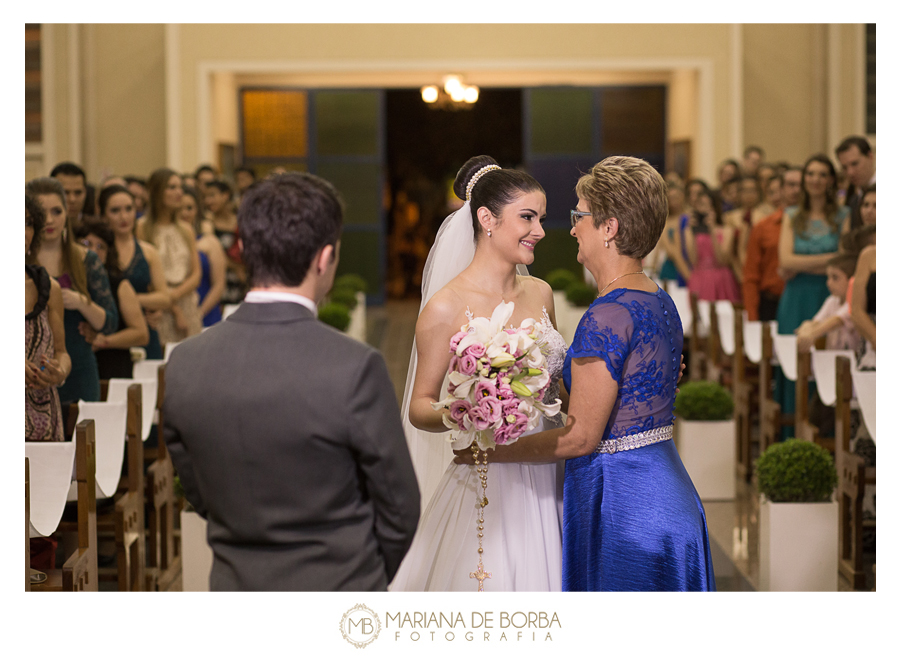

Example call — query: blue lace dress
[561,287,715,591]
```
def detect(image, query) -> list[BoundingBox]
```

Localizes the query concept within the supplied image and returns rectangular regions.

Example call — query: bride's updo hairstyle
[453,155,544,241]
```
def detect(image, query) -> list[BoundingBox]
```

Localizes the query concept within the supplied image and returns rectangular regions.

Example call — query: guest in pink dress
[686,188,742,302]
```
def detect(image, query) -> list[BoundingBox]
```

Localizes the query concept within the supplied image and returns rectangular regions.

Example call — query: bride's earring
[605,239,609,248]
[487,229,492,237]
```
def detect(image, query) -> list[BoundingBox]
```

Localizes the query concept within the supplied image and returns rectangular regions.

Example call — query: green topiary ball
[329,286,359,310]
[333,273,368,294]
[755,439,838,503]
[546,269,579,291]
[565,281,598,307]
[675,380,734,420]
[318,302,352,332]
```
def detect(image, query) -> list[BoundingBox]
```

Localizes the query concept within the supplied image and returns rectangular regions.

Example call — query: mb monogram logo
[340,604,382,648]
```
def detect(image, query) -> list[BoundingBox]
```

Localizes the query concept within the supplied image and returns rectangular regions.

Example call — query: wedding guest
[181,185,226,326]
[685,178,710,210]
[835,136,875,229]
[100,184,170,360]
[741,169,801,322]
[137,168,203,347]
[795,253,861,352]
[850,244,875,369]
[26,195,71,442]
[205,179,247,305]
[775,154,849,438]
[75,220,150,379]
[51,161,91,229]
[194,164,217,191]
[235,166,256,199]
[686,187,741,302]
[27,177,118,425]
[855,184,876,228]
[124,176,149,218]
[724,175,767,277]
[657,181,692,287]
[742,146,764,178]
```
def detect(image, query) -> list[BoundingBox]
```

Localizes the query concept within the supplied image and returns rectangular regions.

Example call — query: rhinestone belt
[595,424,674,454]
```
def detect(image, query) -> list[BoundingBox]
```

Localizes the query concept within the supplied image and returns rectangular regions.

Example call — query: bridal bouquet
[432,301,561,451]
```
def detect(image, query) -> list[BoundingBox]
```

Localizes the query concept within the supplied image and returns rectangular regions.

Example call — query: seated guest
[795,253,861,352]
[181,185,226,326]
[27,177,118,426]
[75,220,150,379]
[26,195,71,442]
[137,169,203,348]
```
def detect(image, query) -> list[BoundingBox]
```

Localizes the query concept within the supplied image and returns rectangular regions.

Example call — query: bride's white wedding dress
[390,309,566,591]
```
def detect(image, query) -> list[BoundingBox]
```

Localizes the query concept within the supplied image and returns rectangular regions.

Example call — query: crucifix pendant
[470,560,492,592]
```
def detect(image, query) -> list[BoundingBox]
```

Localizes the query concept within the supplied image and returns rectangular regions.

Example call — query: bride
[390,156,567,591]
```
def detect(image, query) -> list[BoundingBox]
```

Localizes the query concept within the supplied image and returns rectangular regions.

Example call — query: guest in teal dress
[775,153,850,437]
[658,181,692,287]
[27,177,119,425]
[101,184,172,360]
[458,156,715,591]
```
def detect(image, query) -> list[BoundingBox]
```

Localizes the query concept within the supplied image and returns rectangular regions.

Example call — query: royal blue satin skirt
[562,438,716,591]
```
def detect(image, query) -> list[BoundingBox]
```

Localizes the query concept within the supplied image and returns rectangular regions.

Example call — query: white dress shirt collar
[244,290,318,316]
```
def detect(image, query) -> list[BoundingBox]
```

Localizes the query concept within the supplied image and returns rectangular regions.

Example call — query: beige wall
[34,24,869,186]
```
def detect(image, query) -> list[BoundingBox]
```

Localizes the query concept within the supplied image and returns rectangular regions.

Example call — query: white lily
[448,371,478,398]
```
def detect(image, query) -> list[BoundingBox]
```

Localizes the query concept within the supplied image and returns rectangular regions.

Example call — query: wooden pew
[688,293,709,380]
[32,420,98,591]
[795,347,821,447]
[732,305,760,481]
[144,363,183,591]
[835,356,875,590]
[758,322,791,457]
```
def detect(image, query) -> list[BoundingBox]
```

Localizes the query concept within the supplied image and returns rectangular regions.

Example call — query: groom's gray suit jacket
[164,301,420,591]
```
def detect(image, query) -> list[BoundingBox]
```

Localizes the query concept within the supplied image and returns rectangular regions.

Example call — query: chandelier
[420,75,479,110]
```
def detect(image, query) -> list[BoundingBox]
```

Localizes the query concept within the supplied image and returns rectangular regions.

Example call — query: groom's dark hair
[238,172,344,287]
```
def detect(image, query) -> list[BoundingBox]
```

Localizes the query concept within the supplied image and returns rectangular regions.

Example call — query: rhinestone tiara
[465,165,501,201]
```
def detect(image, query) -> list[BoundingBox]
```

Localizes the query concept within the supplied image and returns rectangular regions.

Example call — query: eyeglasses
[570,209,592,228]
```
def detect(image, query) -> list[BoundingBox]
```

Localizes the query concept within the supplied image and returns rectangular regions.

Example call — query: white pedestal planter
[347,292,367,343]
[675,419,736,500]
[180,510,213,592]
[758,496,839,591]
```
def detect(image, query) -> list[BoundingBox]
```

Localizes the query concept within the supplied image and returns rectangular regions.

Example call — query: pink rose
[459,354,478,375]
[449,330,468,353]
[465,342,486,359]
[449,400,472,430]
[470,396,502,430]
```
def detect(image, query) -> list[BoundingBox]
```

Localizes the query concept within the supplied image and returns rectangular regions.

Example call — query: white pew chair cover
[811,349,856,407]
[222,304,240,320]
[667,286,692,335]
[743,317,763,364]
[850,367,876,443]
[164,340,184,362]
[715,301,735,356]
[66,401,128,500]
[106,378,157,441]
[772,334,798,381]
[25,442,76,538]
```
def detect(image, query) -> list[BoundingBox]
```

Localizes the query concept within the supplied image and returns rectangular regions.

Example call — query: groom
[164,172,420,591]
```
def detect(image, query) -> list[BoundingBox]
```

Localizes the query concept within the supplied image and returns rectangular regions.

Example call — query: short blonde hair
[575,156,668,259]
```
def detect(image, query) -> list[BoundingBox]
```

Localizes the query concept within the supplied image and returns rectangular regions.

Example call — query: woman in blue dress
[457,156,714,591]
